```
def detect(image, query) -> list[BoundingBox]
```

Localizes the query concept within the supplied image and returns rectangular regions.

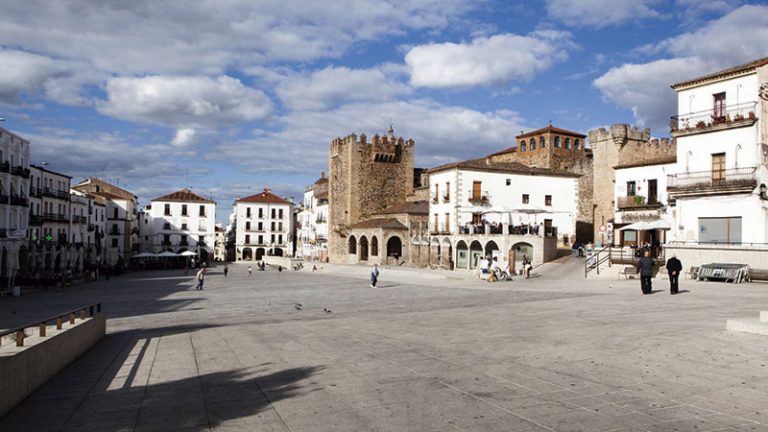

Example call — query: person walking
[522,255,532,279]
[248,265,252,276]
[666,254,682,295]
[637,250,655,294]
[223,265,229,278]
[370,263,380,288]
[195,267,206,290]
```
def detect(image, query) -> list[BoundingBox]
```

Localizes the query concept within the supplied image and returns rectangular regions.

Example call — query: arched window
[574,139,581,149]
[348,235,357,254]
[520,141,526,151]
[564,138,571,149]
[529,138,536,150]
[371,236,378,256]
[539,136,545,148]
[554,136,561,148]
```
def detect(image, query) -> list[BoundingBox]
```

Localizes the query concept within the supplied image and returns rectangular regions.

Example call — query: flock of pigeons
[292,303,333,314]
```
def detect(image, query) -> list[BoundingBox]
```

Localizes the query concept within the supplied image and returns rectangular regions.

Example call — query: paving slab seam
[189,332,214,431]
[130,333,164,432]
[296,323,557,432]
[53,334,144,431]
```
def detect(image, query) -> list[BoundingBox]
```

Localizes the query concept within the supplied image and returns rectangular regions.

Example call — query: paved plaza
[1,259,768,431]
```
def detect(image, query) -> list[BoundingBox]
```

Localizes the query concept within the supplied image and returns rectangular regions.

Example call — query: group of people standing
[636,251,682,295]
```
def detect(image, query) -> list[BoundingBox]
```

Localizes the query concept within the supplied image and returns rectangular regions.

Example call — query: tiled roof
[350,218,408,230]
[671,57,768,89]
[426,157,580,178]
[374,200,429,215]
[152,188,215,203]
[516,124,586,139]
[613,156,677,170]
[236,189,291,205]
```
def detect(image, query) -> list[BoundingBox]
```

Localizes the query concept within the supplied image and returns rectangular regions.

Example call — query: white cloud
[405,31,575,89]
[215,99,529,174]
[0,49,65,104]
[97,76,273,128]
[0,0,471,77]
[171,128,197,147]
[594,4,768,130]
[276,66,410,110]
[545,0,662,28]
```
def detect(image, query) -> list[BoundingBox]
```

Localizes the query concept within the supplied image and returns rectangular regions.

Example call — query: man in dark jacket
[636,250,655,294]
[665,254,683,295]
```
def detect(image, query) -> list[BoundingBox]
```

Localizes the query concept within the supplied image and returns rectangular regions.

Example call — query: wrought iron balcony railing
[668,167,757,190]
[670,101,758,134]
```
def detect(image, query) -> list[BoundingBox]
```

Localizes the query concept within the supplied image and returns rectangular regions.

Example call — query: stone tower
[588,124,676,244]
[328,127,415,262]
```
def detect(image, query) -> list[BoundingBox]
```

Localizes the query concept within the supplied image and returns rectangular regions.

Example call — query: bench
[685,266,699,280]
[619,266,639,279]
[748,268,768,282]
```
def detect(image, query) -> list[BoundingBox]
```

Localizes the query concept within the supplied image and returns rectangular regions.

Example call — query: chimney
[263,187,271,193]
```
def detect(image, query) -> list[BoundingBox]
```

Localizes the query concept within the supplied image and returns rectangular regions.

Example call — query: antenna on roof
[185,168,189,189]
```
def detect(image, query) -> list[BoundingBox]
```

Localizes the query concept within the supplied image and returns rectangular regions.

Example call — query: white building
[233,188,293,261]
[297,173,329,261]
[612,159,676,247]
[147,188,216,262]
[29,165,72,272]
[668,57,768,245]
[426,158,579,270]
[214,225,227,262]
[0,127,30,287]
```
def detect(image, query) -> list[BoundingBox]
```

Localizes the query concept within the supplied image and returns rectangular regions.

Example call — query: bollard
[69,313,75,325]
[16,330,24,347]
[56,317,63,329]
[80,309,86,321]
[39,322,46,337]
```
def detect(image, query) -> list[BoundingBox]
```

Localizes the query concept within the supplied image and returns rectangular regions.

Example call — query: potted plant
[634,195,645,206]
[749,111,756,120]
[696,120,706,129]
[734,113,744,121]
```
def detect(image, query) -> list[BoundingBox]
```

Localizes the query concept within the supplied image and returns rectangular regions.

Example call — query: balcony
[10,196,28,207]
[42,212,67,222]
[0,229,6,238]
[11,165,30,178]
[29,187,42,198]
[442,194,450,202]
[616,195,662,210]
[431,196,439,204]
[467,191,489,205]
[43,187,71,200]
[667,167,757,198]
[670,101,758,137]
[29,214,43,226]
[0,162,8,172]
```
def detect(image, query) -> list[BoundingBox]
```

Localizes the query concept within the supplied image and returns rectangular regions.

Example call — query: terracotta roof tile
[672,57,768,89]
[516,124,586,139]
[152,188,215,203]
[236,189,291,205]
[349,218,408,230]
[426,157,580,178]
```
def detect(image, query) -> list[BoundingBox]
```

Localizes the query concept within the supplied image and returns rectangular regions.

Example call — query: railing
[670,101,758,133]
[42,212,67,222]
[29,214,43,225]
[431,196,438,203]
[0,303,102,348]
[42,188,70,200]
[467,191,489,204]
[616,195,661,209]
[584,245,611,277]
[0,162,9,172]
[87,224,95,231]
[10,196,27,206]
[11,166,30,178]
[29,187,42,197]
[668,167,757,190]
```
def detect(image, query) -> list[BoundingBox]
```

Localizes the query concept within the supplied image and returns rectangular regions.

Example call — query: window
[164,204,171,215]
[472,181,482,201]
[506,179,511,186]
[713,92,726,120]
[554,136,561,148]
[545,195,552,206]
[199,205,205,217]
[699,217,741,244]
[113,208,118,219]
[111,238,118,247]
[522,194,529,204]
[198,235,204,244]
[271,208,276,218]
[181,223,188,231]
[181,235,187,244]
[278,235,283,244]
[574,139,580,149]
[258,208,263,218]
[433,214,438,232]
[520,141,526,151]
[564,138,571,149]
[271,234,275,243]
[246,208,251,217]
[279,209,284,219]
[245,234,251,244]
[626,181,636,196]
[648,179,658,204]
[181,204,188,216]
[258,222,263,231]
[246,221,251,230]
[444,182,450,200]
[530,138,536,150]
[278,222,283,232]
[444,213,450,233]
[712,153,726,182]
[258,235,263,244]
[539,136,545,148]
[271,221,275,231]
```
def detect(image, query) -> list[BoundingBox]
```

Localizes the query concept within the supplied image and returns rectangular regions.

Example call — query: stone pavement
[1,259,768,431]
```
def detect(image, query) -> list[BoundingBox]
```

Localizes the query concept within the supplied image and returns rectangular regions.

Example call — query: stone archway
[371,236,379,257]
[386,236,402,263]
[485,240,499,265]
[456,240,468,269]
[242,247,253,260]
[255,248,265,260]
[273,248,284,257]
[441,238,452,269]
[469,240,483,269]
[430,237,440,265]
[511,242,533,274]
[359,236,369,261]
[348,235,357,255]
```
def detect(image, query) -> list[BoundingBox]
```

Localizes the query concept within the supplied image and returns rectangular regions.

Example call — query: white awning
[619,217,673,231]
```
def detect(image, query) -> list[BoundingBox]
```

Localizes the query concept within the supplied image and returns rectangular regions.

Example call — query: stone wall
[328,130,415,263]
[588,124,676,243]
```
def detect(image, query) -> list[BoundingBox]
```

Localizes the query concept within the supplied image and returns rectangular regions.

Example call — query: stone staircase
[726,311,768,336]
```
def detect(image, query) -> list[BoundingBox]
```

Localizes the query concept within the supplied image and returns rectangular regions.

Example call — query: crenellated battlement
[588,124,650,147]
[330,127,415,163]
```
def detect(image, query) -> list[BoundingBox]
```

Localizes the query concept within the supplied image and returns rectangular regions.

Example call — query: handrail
[584,245,610,277]
[0,303,102,348]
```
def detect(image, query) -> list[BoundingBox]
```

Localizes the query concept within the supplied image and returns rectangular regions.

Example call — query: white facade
[233,189,293,261]
[147,190,216,261]
[668,59,768,245]
[297,178,329,260]
[29,165,71,248]
[428,168,578,240]
[612,162,675,246]
[0,128,30,241]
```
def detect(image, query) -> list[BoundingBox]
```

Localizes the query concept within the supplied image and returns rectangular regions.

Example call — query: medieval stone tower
[328,126,415,262]
[588,124,676,244]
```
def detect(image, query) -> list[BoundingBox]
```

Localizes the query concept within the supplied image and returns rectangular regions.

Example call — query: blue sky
[1,0,767,224]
